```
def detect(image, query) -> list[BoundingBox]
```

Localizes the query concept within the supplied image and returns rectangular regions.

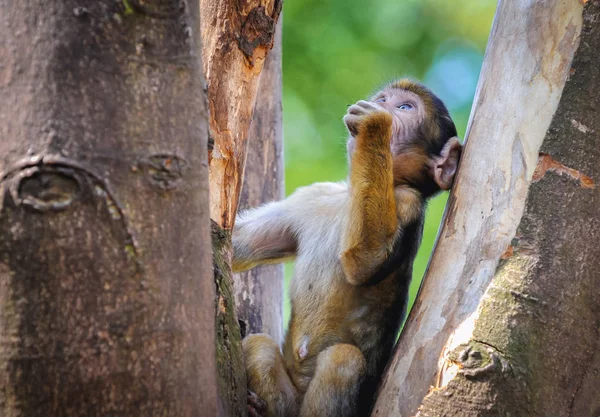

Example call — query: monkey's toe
[248,405,263,417]
[248,390,267,417]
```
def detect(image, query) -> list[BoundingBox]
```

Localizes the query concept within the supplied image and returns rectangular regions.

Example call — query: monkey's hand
[344,100,393,143]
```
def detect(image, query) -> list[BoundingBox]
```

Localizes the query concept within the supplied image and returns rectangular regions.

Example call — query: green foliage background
[280,0,497,325]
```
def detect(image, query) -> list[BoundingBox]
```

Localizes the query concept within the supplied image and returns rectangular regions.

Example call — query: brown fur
[341,111,398,285]
[233,79,461,417]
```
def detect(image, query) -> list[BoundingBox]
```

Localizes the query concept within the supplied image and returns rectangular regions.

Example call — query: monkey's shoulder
[281,182,349,256]
[286,181,349,217]
[288,181,348,200]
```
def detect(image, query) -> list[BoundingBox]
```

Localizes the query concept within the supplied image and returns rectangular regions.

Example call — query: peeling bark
[200,1,282,416]
[0,1,216,416]
[234,19,284,344]
[201,0,282,230]
[372,0,590,416]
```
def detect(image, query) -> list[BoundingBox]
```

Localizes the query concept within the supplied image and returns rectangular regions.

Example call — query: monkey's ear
[432,137,462,190]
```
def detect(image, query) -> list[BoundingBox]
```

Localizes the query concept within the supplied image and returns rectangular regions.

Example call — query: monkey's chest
[287,223,409,388]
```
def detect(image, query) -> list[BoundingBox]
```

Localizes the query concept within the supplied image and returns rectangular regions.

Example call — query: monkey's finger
[343,115,360,135]
[347,105,367,116]
[356,100,383,111]
[343,114,361,125]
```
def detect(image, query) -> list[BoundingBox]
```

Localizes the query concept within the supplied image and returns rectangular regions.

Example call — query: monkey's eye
[397,103,414,110]
[375,97,386,103]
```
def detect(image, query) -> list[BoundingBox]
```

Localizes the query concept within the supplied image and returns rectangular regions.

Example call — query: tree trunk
[416,1,600,415]
[201,0,282,230]
[200,1,282,416]
[0,1,216,416]
[372,0,590,416]
[234,19,284,344]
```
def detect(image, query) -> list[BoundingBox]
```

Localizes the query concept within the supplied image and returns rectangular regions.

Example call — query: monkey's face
[372,88,426,155]
[344,88,426,158]
[344,81,461,195]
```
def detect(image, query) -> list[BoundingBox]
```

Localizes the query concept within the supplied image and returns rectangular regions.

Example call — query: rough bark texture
[201,0,282,230]
[371,0,586,416]
[417,1,600,415]
[213,223,247,417]
[234,19,284,344]
[200,1,282,416]
[0,1,216,416]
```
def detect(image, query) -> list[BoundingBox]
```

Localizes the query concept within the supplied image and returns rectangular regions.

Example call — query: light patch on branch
[437,309,480,388]
[570,118,591,133]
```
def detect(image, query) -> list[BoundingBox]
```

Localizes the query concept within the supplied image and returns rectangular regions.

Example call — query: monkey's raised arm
[232,200,298,272]
[340,107,400,286]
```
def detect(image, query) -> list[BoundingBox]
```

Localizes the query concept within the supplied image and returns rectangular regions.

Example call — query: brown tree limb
[200,2,283,416]
[234,19,285,343]
[201,0,283,230]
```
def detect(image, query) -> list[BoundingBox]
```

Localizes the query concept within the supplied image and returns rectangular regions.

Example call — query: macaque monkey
[233,79,461,417]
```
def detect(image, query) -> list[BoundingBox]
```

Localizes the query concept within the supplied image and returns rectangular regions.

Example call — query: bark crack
[472,339,506,356]
[509,289,541,304]
[567,341,598,416]
[124,0,184,19]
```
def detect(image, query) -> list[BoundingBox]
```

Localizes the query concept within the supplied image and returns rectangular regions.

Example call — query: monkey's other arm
[341,104,419,285]
[232,200,298,272]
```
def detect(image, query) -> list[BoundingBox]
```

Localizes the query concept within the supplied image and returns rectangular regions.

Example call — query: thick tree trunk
[416,1,600,415]
[0,1,216,416]
[234,19,284,344]
[200,1,282,416]
[372,0,589,416]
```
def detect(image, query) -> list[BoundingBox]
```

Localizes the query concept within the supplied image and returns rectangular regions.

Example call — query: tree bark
[200,1,282,416]
[201,0,282,230]
[0,1,216,416]
[372,0,589,416]
[234,19,284,344]
[416,1,600,415]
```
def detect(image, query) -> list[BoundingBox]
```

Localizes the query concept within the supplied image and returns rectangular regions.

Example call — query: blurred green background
[281,0,498,326]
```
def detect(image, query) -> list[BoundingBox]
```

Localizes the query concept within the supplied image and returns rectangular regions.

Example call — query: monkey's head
[344,78,461,198]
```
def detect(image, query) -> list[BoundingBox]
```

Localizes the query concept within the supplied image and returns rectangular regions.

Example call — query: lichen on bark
[212,221,247,417]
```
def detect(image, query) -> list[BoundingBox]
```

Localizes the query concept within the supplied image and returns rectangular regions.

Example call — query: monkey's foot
[248,390,267,417]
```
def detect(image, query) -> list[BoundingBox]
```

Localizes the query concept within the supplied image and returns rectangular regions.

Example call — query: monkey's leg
[243,334,299,417]
[299,344,367,417]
